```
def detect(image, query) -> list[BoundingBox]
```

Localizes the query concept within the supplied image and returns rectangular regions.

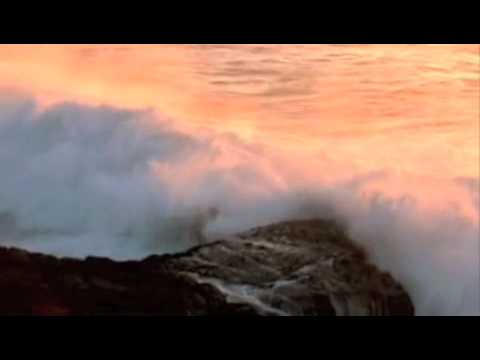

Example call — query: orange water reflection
[0,44,478,181]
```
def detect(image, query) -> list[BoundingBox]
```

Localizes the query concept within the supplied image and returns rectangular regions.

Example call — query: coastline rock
[0,219,414,316]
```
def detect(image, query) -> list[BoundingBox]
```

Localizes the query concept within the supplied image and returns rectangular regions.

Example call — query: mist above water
[0,96,478,315]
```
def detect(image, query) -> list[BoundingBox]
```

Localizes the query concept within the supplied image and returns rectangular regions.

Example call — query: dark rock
[0,219,414,316]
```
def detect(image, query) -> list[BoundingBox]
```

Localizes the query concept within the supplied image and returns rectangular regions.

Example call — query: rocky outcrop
[0,219,414,315]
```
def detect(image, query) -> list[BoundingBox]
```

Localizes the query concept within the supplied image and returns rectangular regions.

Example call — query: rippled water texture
[0,45,478,181]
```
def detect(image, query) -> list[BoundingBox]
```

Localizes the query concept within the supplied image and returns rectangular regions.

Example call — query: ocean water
[0,44,478,315]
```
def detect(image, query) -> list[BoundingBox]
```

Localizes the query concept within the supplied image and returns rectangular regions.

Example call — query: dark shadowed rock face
[0,219,414,316]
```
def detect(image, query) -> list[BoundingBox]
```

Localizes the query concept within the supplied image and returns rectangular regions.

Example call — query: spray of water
[0,95,478,315]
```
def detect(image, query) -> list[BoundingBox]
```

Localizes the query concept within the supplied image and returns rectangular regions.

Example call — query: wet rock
[0,219,414,315]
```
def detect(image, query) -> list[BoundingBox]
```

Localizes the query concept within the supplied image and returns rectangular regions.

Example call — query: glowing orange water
[0,44,478,192]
